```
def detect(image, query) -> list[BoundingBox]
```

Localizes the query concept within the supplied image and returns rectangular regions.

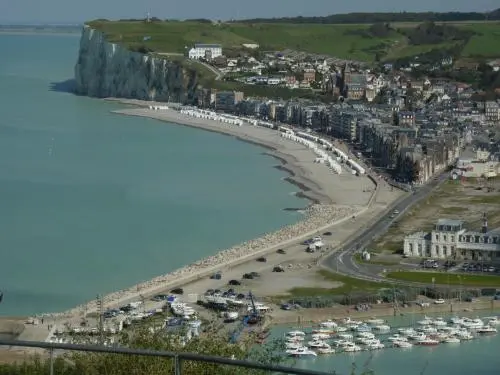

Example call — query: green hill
[87,19,500,63]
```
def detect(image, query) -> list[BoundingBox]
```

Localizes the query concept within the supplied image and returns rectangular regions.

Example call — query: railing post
[49,347,54,375]
[174,355,182,375]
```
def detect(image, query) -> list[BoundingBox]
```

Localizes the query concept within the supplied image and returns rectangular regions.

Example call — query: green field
[386,271,500,287]
[87,20,500,62]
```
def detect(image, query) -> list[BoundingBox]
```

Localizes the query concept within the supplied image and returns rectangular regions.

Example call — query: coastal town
[2,10,500,375]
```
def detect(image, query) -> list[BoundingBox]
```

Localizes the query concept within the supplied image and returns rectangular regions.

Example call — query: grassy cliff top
[86,19,500,62]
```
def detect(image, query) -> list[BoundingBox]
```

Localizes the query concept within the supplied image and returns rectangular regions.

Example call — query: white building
[404,217,500,261]
[188,44,222,60]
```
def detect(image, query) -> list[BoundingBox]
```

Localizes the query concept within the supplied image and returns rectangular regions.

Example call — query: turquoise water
[0,33,304,316]
[273,311,500,375]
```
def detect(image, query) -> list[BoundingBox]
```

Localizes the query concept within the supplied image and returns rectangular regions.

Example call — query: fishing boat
[286,347,318,357]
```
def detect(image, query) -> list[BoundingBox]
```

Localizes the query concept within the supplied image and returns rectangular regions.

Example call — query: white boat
[336,326,348,332]
[366,341,385,350]
[387,334,408,342]
[223,311,239,321]
[320,320,338,328]
[461,318,484,329]
[286,342,302,350]
[308,340,330,349]
[311,333,330,340]
[286,347,318,357]
[356,337,374,345]
[408,332,427,341]
[484,316,500,325]
[443,337,460,343]
[431,318,447,327]
[286,336,305,343]
[477,326,497,335]
[343,343,362,352]
[398,327,416,336]
[455,330,474,340]
[317,347,336,355]
[356,332,375,339]
[432,332,449,341]
[393,340,413,348]
[417,317,433,326]
[332,339,351,347]
[415,337,440,346]
[418,326,437,334]
[343,317,363,325]
[365,318,385,326]
[373,324,391,331]
[337,333,353,340]
[449,316,465,325]
[312,328,334,335]
[286,330,306,337]
[356,324,372,332]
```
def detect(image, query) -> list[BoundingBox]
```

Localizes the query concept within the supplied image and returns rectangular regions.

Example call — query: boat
[312,328,335,335]
[320,320,338,328]
[407,332,427,341]
[343,342,362,352]
[418,326,437,334]
[484,316,500,325]
[387,334,408,342]
[332,339,351,347]
[417,317,433,326]
[416,337,440,346]
[317,347,336,355]
[366,341,385,350]
[286,347,318,357]
[443,337,460,344]
[336,326,348,332]
[449,316,465,325]
[477,326,497,335]
[307,340,330,349]
[343,317,362,325]
[431,332,449,341]
[373,324,391,331]
[461,318,484,329]
[455,330,474,340]
[356,332,375,339]
[286,330,306,337]
[286,336,305,343]
[285,342,301,350]
[337,333,353,340]
[311,333,330,340]
[356,324,372,332]
[365,318,385,326]
[393,340,413,348]
[431,318,447,327]
[398,327,416,336]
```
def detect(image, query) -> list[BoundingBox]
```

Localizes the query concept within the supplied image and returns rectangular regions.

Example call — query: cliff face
[74,26,199,103]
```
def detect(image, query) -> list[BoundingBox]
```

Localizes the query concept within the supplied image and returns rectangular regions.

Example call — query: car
[434,298,445,304]
[151,294,168,302]
[210,272,222,280]
[170,288,184,295]
[273,266,285,272]
[242,273,254,279]
[228,279,241,286]
[393,210,399,214]
[276,249,286,254]
[323,231,332,236]
[249,271,260,278]
[416,301,430,307]
[256,257,267,262]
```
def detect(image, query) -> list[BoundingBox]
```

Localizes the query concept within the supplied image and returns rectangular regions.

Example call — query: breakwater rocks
[52,204,356,318]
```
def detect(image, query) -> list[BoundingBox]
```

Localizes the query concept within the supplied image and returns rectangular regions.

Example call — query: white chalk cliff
[74,26,199,102]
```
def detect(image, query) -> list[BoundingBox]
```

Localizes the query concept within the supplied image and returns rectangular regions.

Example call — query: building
[403,216,500,260]
[188,44,222,60]
[303,69,316,84]
[485,101,500,122]
[398,111,416,127]
[215,91,244,111]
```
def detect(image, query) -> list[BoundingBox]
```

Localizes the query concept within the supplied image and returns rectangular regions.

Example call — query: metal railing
[0,339,332,375]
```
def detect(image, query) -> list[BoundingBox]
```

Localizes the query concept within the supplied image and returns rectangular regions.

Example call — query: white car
[434,299,445,305]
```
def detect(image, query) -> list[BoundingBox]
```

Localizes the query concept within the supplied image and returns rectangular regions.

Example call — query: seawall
[74,26,198,102]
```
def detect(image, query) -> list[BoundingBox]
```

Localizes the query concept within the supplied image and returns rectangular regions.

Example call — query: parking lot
[420,259,499,274]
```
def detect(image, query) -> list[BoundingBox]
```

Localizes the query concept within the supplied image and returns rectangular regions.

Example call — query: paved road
[322,173,450,283]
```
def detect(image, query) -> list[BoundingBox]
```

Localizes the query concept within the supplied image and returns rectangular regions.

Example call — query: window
[435,234,439,240]
[451,236,454,242]
[444,235,447,241]
[443,245,447,254]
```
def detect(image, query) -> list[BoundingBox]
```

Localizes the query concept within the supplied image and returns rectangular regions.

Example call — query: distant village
[185,43,500,185]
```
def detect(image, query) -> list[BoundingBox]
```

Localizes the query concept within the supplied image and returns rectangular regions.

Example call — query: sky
[0,0,499,24]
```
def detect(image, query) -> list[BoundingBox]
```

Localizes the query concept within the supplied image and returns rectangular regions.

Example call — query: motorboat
[393,340,413,348]
[223,311,239,322]
[336,326,348,332]
[477,326,497,335]
[418,326,437,334]
[308,340,330,349]
[286,331,306,338]
[286,347,318,357]
[286,336,305,343]
[455,330,474,340]
[461,318,484,329]
[387,334,408,342]
[356,324,372,332]
[431,318,447,327]
[311,333,330,340]
[337,333,353,340]
[357,332,375,339]
[343,342,362,352]
[317,347,336,355]
[372,324,391,331]
[286,342,302,350]
[484,316,500,326]
[343,317,362,325]
[449,316,465,325]
[332,339,351,347]
[365,318,385,326]
[320,320,338,329]
[398,327,416,336]
[366,341,385,350]
[356,337,374,345]
[408,332,427,341]
[431,332,449,341]
[415,337,440,346]
[312,328,334,335]
[443,337,460,344]
[417,317,434,326]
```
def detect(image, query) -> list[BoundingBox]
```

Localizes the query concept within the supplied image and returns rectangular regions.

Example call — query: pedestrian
[41,318,44,325]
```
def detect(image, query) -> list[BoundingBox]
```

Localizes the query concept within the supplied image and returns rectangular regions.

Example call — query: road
[322,173,449,284]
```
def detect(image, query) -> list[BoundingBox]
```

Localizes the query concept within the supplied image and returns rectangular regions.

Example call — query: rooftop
[436,218,464,227]
[194,44,222,48]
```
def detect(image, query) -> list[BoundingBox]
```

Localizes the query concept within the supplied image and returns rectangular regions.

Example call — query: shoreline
[28,99,376,322]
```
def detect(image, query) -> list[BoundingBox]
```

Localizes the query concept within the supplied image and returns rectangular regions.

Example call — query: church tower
[482,212,488,234]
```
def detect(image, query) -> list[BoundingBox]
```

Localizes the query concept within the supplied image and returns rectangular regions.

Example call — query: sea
[273,311,500,375]
[0,32,305,317]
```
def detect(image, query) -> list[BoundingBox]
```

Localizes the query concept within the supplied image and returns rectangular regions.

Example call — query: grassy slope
[87,20,500,62]
[387,271,500,287]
